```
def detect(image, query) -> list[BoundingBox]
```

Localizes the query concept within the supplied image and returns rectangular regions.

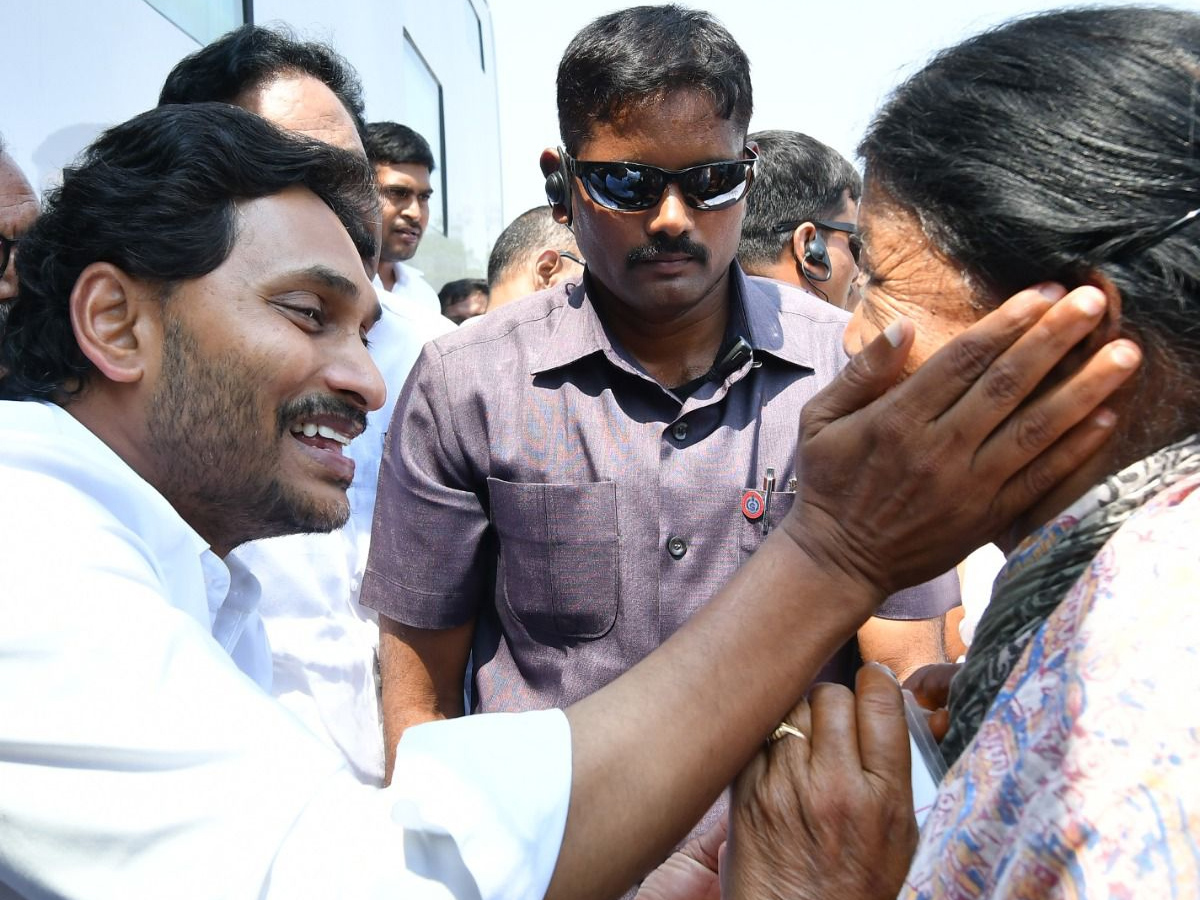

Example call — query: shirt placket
[653,362,757,642]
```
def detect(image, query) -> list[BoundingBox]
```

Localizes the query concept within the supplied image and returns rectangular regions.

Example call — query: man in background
[486,205,584,311]
[0,135,40,325]
[160,26,453,784]
[365,6,956,808]
[159,24,367,153]
[366,121,443,318]
[438,277,489,324]
[737,129,863,309]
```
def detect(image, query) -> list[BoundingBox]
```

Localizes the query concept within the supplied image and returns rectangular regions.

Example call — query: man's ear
[789,222,818,268]
[534,249,564,289]
[69,262,160,385]
[540,148,572,226]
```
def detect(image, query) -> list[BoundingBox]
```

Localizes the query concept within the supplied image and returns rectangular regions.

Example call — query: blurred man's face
[818,189,862,310]
[376,163,432,263]
[488,249,584,312]
[443,289,487,324]
[0,153,40,308]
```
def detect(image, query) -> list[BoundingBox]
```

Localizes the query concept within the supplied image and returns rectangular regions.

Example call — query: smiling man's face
[143,186,384,554]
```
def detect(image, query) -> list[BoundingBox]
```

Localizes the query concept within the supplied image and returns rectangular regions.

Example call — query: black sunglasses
[0,235,18,280]
[773,218,862,264]
[565,147,757,212]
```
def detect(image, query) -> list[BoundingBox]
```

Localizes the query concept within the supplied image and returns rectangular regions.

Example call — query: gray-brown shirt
[362,265,958,712]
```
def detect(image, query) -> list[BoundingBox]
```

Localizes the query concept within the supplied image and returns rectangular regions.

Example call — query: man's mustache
[626,236,710,267]
[277,394,368,436]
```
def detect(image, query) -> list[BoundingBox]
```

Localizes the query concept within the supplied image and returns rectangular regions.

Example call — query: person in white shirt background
[368,120,445,318]
[157,25,454,785]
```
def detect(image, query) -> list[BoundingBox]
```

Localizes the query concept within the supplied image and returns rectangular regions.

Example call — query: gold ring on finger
[769,722,808,743]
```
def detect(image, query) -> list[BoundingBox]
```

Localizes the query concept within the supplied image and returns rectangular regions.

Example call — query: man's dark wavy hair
[158,24,368,144]
[557,4,752,154]
[0,103,379,402]
[860,5,1200,453]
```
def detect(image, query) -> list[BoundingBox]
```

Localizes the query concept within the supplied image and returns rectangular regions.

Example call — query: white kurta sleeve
[0,529,570,900]
[266,712,571,900]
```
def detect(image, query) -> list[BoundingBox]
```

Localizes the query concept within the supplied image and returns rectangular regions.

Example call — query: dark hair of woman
[860,6,1200,456]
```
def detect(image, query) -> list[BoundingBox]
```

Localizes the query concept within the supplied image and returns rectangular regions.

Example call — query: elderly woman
[642,6,1200,900]
[853,8,1200,891]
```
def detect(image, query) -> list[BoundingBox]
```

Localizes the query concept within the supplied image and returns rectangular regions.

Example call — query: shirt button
[667,536,688,559]
[671,421,689,441]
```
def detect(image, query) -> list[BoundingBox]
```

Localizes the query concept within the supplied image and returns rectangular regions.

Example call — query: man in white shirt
[159,26,454,783]
[367,120,445,318]
[0,101,570,900]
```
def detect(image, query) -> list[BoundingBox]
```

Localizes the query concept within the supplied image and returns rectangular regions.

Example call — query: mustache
[625,236,710,267]
[277,394,368,436]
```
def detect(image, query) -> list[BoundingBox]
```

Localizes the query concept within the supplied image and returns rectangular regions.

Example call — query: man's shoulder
[741,275,850,371]
[387,261,443,316]
[394,262,439,295]
[377,286,456,339]
[0,401,108,482]
[745,275,851,327]
[0,400,188,523]
[425,283,572,358]
[0,401,188,570]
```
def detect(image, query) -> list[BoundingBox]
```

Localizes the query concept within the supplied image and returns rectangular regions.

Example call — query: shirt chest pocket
[488,478,620,641]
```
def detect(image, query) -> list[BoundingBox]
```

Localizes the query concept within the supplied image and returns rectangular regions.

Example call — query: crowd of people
[0,3,1196,899]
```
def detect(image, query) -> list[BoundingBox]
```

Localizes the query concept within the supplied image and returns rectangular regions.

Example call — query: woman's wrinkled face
[843,183,987,373]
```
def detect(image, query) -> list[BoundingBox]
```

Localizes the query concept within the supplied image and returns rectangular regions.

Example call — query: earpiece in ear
[802,232,831,282]
[804,232,829,269]
[544,151,573,225]
[544,172,566,206]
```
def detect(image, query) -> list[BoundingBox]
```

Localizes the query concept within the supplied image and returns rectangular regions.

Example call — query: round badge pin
[741,489,765,521]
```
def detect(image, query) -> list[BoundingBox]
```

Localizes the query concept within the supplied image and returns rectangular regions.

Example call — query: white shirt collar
[4,401,264,670]
[372,261,423,294]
